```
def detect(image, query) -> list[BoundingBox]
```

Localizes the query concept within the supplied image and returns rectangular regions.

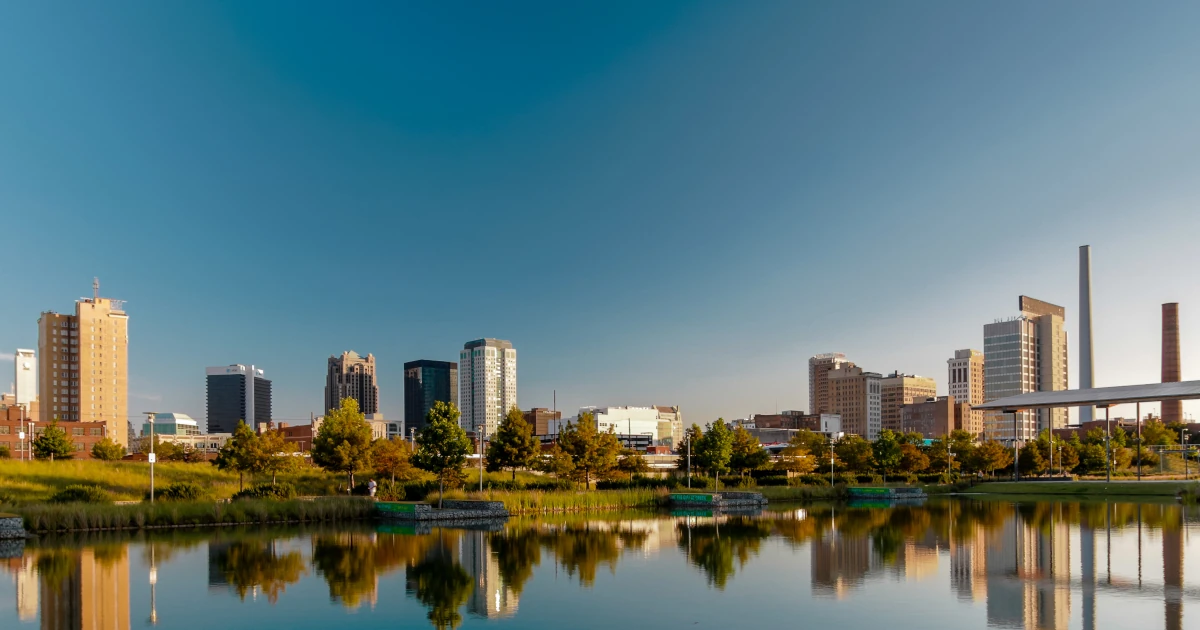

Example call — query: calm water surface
[3,499,1199,630]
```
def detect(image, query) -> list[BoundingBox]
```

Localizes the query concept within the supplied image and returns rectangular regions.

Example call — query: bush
[0,444,10,459]
[376,481,405,501]
[231,483,296,501]
[50,485,111,504]
[155,482,205,502]
[789,475,831,487]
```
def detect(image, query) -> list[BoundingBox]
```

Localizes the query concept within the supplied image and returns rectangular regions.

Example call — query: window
[74,442,84,451]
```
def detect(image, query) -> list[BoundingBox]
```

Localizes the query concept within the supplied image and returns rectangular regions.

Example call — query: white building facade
[14,348,36,405]
[459,339,517,435]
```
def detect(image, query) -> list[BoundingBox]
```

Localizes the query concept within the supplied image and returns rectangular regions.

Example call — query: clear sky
[2,1,1199,427]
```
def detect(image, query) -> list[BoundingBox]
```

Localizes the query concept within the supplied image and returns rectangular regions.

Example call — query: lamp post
[1184,429,1190,481]
[686,427,692,489]
[477,424,485,492]
[409,427,416,448]
[830,432,843,486]
[142,412,158,503]
[18,404,27,462]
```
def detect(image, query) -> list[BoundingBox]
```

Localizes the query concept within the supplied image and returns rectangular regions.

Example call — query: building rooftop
[976,380,1200,411]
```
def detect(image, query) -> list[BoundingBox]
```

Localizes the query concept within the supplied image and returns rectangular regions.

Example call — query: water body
[2,499,1198,630]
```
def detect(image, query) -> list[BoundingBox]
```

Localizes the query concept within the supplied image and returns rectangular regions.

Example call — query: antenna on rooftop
[93,277,100,300]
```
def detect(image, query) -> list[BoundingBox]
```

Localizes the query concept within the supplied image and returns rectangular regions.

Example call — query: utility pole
[143,412,158,502]
[686,428,692,489]
[477,424,485,492]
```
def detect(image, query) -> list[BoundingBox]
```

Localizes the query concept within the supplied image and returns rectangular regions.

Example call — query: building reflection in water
[36,547,130,630]
[459,529,518,618]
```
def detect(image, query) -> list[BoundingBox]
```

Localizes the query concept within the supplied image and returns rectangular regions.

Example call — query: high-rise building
[14,348,36,405]
[983,296,1068,443]
[459,339,516,435]
[404,360,458,435]
[36,280,129,446]
[881,372,937,433]
[1162,303,1182,424]
[948,349,985,436]
[325,351,379,415]
[205,364,271,434]
[828,366,882,440]
[809,353,853,415]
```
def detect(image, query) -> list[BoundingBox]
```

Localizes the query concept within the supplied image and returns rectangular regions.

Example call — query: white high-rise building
[983,297,1068,443]
[459,338,517,435]
[14,348,37,405]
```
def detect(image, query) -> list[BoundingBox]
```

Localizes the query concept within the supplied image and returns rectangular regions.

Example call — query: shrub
[231,483,296,501]
[376,481,405,501]
[50,485,111,504]
[0,444,10,459]
[789,475,830,487]
[155,482,205,502]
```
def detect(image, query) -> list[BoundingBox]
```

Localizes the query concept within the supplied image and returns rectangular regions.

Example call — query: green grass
[0,459,347,503]
[968,481,1200,497]
[429,488,670,513]
[11,497,375,533]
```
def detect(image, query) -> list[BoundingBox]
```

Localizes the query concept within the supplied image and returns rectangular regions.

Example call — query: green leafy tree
[1077,443,1108,474]
[0,443,10,459]
[1142,420,1177,446]
[729,426,770,478]
[1083,427,1107,446]
[616,449,651,480]
[214,421,262,491]
[372,437,417,485]
[677,424,703,469]
[872,430,902,476]
[776,444,817,474]
[1054,441,1080,473]
[90,437,125,461]
[412,401,472,507]
[834,435,874,474]
[312,398,374,491]
[539,442,575,481]
[1111,426,1128,448]
[898,431,926,446]
[155,438,187,462]
[258,429,300,485]
[898,443,929,474]
[1018,442,1047,476]
[694,420,734,488]
[558,412,622,488]
[968,440,1012,477]
[486,406,540,480]
[33,421,74,461]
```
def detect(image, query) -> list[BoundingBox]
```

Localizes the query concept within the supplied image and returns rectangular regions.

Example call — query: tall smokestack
[1162,303,1182,423]
[1079,245,1094,423]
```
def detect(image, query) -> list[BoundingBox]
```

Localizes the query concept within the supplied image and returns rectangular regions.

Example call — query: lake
[3,499,1198,630]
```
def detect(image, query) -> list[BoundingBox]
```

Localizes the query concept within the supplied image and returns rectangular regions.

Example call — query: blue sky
[2,1,1199,426]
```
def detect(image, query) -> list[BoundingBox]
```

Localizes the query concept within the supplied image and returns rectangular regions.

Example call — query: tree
[835,435,874,474]
[373,438,416,485]
[91,437,125,461]
[788,430,831,460]
[258,429,300,485]
[616,449,651,480]
[677,424,703,470]
[1077,443,1108,474]
[0,444,9,459]
[1055,441,1080,473]
[486,406,540,480]
[776,444,817,474]
[1111,426,1128,448]
[412,401,472,507]
[33,421,74,461]
[1018,442,1047,476]
[214,421,262,491]
[694,420,734,488]
[872,430,902,476]
[312,398,374,491]
[558,412,622,488]
[898,431,926,446]
[539,442,575,481]
[1083,427,1107,446]
[898,443,929,474]
[729,426,769,478]
[969,440,1013,477]
[1142,420,1177,446]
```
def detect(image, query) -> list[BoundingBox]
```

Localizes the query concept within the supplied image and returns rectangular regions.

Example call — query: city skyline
[2,3,1200,425]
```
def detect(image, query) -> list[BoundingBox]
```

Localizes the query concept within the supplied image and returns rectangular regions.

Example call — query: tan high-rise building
[881,372,937,433]
[809,353,854,415]
[37,280,129,447]
[948,349,985,437]
[828,366,882,440]
[325,351,379,415]
[900,395,955,438]
[40,547,130,630]
[983,296,1068,443]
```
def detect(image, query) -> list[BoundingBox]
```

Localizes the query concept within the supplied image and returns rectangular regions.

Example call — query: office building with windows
[404,359,458,435]
[828,366,882,440]
[809,353,853,415]
[881,372,937,433]
[459,339,516,435]
[983,296,1068,443]
[205,364,272,434]
[36,280,129,446]
[325,351,379,415]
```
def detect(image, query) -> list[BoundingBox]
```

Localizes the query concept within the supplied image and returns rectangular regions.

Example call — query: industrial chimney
[1162,303,1182,424]
[1079,245,1094,423]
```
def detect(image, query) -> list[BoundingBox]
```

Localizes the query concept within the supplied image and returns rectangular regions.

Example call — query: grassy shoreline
[12,497,375,533]
[962,480,1200,498]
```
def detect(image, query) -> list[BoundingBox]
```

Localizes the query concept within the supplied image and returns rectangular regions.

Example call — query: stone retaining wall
[0,516,25,540]
[375,500,510,521]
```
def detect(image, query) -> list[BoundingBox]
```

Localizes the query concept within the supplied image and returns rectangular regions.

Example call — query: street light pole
[687,428,692,489]
[142,412,158,503]
[1184,429,1190,481]
[1104,405,1112,483]
[477,424,485,492]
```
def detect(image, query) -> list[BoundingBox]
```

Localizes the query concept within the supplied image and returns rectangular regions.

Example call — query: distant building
[983,296,1068,443]
[14,348,36,405]
[36,280,130,446]
[881,372,937,433]
[809,353,853,415]
[0,415,110,458]
[948,349,985,437]
[551,406,662,440]
[900,396,956,438]
[325,351,379,415]
[404,360,458,435]
[752,413,841,434]
[828,366,882,440]
[459,339,516,435]
[655,405,683,447]
[205,364,272,434]
[524,407,561,435]
[141,413,201,437]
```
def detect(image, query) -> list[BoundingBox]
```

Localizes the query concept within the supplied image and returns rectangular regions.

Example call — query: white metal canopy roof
[975,380,1200,411]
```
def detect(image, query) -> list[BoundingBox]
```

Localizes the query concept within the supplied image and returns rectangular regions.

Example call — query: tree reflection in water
[406,534,472,630]
[212,541,305,604]
[677,517,771,589]
[539,523,648,587]
[488,528,541,596]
